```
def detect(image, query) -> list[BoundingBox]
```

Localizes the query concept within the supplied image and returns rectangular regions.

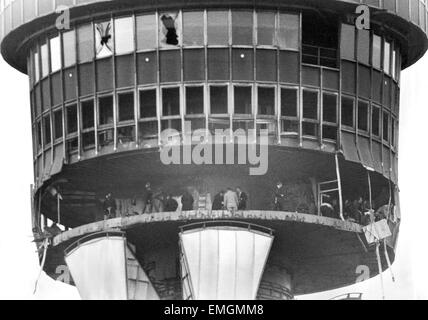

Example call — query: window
[41,42,49,78]
[82,132,95,150]
[383,111,390,141]
[136,14,157,50]
[340,24,355,60]
[323,125,337,141]
[357,29,370,65]
[118,93,135,122]
[281,88,298,117]
[256,49,277,82]
[208,48,229,80]
[232,11,253,45]
[140,89,157,119]
[278,13,299,50]
[258,87,275,116]
[50,36,61,73]
[372,35,382,69]
[323,93,337,123]
[160,50,181,83]
[118,126,135,144]
[341,96,354,127]
[207,11,229,45]
[81,100,94,129]
[63,30,76,68]
[162,87,180,116]
[303,90,318,120]
[77,24,94,63]
[257,12,275,46]
[54,109,63,140]
[115,17,134,55]
[183,49,205,81]
[139,121,159,141]
[37,122,42,149]
[357,101,369,132]
[232,49,254,81]
[281,120,298,134]
[99,96,114,126]
[183,11,204,46]
[44,115,51,145]
[372,106,380,137]
[159,12,181,47]
[186,87,204,115]
[210,86,228,114]
[96,21,113,58]
[67,104,78,134]
[384,41,391,75]
[33,50,40,82]
[234,86,252,114]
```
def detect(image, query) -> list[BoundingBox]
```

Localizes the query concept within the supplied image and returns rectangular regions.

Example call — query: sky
[0,52,427,300]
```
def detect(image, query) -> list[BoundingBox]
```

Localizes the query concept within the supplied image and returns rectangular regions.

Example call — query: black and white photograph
[0,0,427,303]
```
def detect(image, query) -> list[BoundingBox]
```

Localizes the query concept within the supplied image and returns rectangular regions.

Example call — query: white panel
[65,237,128,300]
[180,227,273,300]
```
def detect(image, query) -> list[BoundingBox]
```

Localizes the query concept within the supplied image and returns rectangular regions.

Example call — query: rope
[383,240,395,282]
[375,241,385,300]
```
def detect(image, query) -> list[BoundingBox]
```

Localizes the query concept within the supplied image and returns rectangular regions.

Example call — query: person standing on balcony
[272,181,287,211]
[236,187,248,210]
[181,188,194,211]
[142,182,153,214]
[103,193,116,220]
[224,188,239,214]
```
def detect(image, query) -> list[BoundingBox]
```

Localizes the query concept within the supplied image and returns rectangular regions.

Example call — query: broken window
[341,96,354,127]
[186,86,204,115]
[234,86,252,114]
[210,86,228,114]
[207,11,229,45]
[99,96,114,126]
[159,12,181,47]
[66,104,78,134]
[162,87,180,116]
[118,92,135,122]
[96,21,113,59]
[54,109,63,140]
[258,87,275,116]
[140,89,157,119]
[183,11,204,46]
[137,14,157,50]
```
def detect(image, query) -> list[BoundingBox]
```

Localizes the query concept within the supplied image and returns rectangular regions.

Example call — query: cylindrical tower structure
[1,0,427,299]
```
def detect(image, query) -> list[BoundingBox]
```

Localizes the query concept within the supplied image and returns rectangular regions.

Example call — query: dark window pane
[358,65,371,99]
[323,125,337,140]
[323,93,337,123]
[83,131,95,150]
[302,122,318,137]
[161,119,182,132]
[232,11,253,45]
[44,116,51,145]
[281,88,298,117]
[184,49,205,81]
[279,51,299,83]
[256,49,277,82]
[303,90,318,120]
[118,126,135,144]
[139,121,159,141]
[234,86,252,114]
[99,96,114,126]
[116,55,135,88]
[207,11,229,45]
[98,129,114,147]
[140,89,157,119]
[232,49,254,81]
[96,58,113,92]
[186,87,204,115]
[257,12,275,46]
[372,106,380,136]
[54,109,63,140]
[258,87,275,115]
[81,100,94,129]
[281,120,298,134]
[160,50,181,83]
[342,61,356,94]
[67,104,78,134]
[183,11,204,46]
[341,96,354,127]
[162,87,180,116]
[210,86,228,114]
[358,101,369,132]
[37,122,42,149]
[383,112,390,141]
[137,52,157,85]
[208,48,229,80]
[118,93,135,122]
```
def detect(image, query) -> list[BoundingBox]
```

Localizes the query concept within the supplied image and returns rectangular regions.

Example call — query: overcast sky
[0,52,427,300]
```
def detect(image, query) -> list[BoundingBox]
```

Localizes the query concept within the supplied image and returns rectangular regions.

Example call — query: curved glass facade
[25,9,401,186]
